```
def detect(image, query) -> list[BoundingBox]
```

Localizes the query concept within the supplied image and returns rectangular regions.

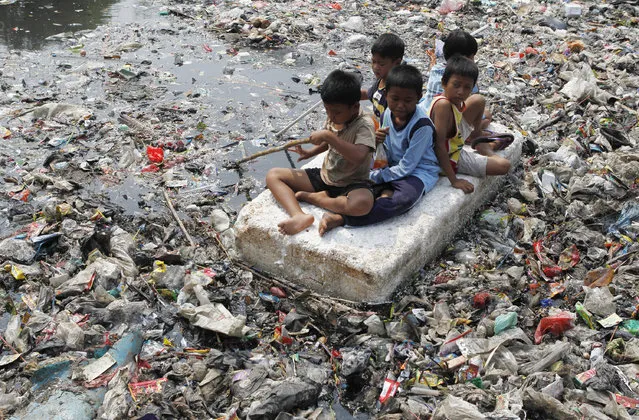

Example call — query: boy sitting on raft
[362,33,405,126]
[424,29,492,137]
[303,64,440,234]
[427,55,512,194]
[266,70,376,235]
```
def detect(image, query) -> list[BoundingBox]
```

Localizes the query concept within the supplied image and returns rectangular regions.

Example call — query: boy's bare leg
[462,94,486,141]
[295,190,330,204]
[319,213,345,236]
[480,108,492,130]
[472,143,511,175]
[485,155,511,176]
[265,168,315,235]
[296,188,374,217]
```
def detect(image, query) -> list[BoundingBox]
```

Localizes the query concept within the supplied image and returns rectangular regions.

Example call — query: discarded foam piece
[234,125,523,302]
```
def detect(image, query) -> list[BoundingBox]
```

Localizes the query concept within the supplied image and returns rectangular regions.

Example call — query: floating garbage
[0,0,638,417]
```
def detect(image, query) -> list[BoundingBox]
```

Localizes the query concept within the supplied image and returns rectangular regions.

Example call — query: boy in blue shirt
[361,33,405,126]
[424,29,491,140]
[307,64,440,234]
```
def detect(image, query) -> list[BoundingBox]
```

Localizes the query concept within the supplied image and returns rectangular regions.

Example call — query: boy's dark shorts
[305,168,373,198]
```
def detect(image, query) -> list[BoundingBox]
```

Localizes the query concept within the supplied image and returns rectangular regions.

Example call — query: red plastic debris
[269,286,287,298]
[274,326,293,345]
[542,265,562,278]
[379,373,400,404]
[534,312,575,344]
[473,292,491,309]
[525,46,539,55]
[328,2,342,10]
[141,164,160,173]
[434,271,455,284]
[559,244,580,269]
[146,145,164,163]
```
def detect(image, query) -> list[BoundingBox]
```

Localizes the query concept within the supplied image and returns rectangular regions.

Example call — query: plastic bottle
[590,344,604,368]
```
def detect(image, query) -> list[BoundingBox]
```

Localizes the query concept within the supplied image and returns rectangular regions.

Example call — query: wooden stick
[235,137,312,165]
[162,189,196,247]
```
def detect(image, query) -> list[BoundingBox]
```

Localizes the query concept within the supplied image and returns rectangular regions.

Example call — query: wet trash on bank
[1,0,639,418]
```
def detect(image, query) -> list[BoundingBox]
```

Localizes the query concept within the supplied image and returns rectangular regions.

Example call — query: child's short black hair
[320,70,361,105]
[443,30,478,60]
[371,33,405,60]
[385,64,423,97]
[442,55,479,86]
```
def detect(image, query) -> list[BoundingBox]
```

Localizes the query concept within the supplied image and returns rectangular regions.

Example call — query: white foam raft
[233,125,523,302]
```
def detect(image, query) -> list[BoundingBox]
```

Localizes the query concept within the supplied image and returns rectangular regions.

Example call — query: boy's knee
[483,108,493,121]
[394,194,415,209]
[467,94,486,108]
[265,168,282,186]
[347,191,374,216]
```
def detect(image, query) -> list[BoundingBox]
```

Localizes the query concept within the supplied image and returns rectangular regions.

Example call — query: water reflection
[0,0,121,50]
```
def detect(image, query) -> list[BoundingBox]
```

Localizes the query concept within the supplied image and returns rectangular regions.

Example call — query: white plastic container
[565,3,583,17]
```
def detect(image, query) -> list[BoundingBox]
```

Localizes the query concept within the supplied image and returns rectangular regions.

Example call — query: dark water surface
[0,0,143,50]
[0,0,354,221]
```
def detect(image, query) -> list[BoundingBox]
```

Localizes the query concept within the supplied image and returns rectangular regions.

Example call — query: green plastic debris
[494,312,517,335]
[575,302,595,329]
[621,319,639,336]
[469,377,483,389]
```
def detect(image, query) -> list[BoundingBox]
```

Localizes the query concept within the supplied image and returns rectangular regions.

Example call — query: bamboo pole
[163,188,196,247]
[273,100,323,139]
[235,137,312,165]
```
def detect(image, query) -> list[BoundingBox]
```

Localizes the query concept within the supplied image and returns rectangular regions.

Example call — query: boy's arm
[370,123,433,184]
[360,89,369,101]
[289,143,329,161]
[310,129,371,165]
[432,101,474,194]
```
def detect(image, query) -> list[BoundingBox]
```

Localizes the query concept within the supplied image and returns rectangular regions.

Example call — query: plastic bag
[373,143,388,169]
[494,312,518,335]
[534,312,575,344]
[438,0,465,14]
[146,145,164,163]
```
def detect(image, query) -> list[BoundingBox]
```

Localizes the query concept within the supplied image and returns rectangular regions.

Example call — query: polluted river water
[0,0,348,234]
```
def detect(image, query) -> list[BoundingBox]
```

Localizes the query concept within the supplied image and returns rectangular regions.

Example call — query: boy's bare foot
[318,213,344,236]
[379,189,394,199]
[278,214,314,235]
[473,142,496,156]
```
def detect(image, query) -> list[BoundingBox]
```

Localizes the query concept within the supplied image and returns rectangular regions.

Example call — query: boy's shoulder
[352,111,375,129]
[428,95,452,112]
[408,106,435,133]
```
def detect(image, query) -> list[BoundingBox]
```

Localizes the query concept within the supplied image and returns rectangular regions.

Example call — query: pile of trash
[1,0,639,418]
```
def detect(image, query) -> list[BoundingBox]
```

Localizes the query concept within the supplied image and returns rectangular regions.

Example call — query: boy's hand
[309,130,332,145]
[375,127,389,145]
[288,145,313,162]
[451,178,474,194]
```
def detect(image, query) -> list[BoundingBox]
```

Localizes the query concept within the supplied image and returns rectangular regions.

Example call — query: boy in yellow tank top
[427,56,512,194]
